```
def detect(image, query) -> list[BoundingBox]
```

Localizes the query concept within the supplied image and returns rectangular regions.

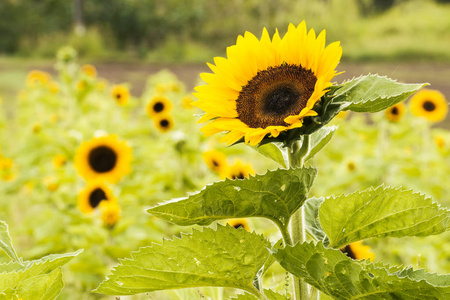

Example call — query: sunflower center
[160,119,169,128]
[236,64,317,128]
[116,93,121,99]
[391,107,399,115]
[153,102,164,112]
[423,100,436,112]
[212,160,219,167]
[233,223,245,229]
[341,245,356,260]
[88,146,117,173]
[89,188,107,208]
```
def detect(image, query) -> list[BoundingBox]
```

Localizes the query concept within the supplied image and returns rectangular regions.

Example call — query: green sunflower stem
[287,135,311,300]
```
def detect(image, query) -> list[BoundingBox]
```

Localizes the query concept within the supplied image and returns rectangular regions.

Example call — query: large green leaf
[303,197,326,242]
[232,289,287,300]
[10,268,65,300]
[0,250,82,291]
[304,126,338,162]
[94,225,272,296]
[332,74,426,113]
[253,142,287,168]
[148,168,317,228]
[319,186,450,248]
[274,241,450,299]
[0,220,21,263]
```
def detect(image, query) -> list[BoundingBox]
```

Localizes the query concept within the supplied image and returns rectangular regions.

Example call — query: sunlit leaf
[148,168,317,228]
[231,289,286,300]
[303,197,326,242]
[274,241,450,299]
[304,126,338,162]
[0,250,83,291]
[253,142,287,168]
[0,220,21,264]
[333,74,426,113]
[13,268,64,300]
[319,186,450,248]
[94,225,271,296]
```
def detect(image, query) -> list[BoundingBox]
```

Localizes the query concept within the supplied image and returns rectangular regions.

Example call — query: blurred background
[1,0,449,114]
[1,0,450,299]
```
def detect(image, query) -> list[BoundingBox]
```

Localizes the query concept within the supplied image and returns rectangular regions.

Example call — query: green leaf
[253,142,287,168]
[0,250,83,291]
[148,167,317,228]
[274,241,450,300]
[0,220,21,263]
[303,197,326,242]
[14,268,65,300]
[304,126,338,162]
[94,225,272,296]
[333,74,427,113]
[319,186,450,248]
[232,289,286,300]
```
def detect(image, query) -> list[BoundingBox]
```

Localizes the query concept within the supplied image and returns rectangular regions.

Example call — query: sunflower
[194,21,342,146]
[82,64,97,78]
[74,135,132,183]
[111,85,130,106]
[341,241,375,261]
[26,70,51,87]
[153,114,174,133]
[202,150,228,175]
[182,95,195,109]
[226,160,255,180]
[99,201,122,228]
[146,95,173,118]
[385,102,405,122]
[434,135,445,150]
[78,180,115,214]
[43,176,59,192]
[53,154,67,169]
[227,219,250,231]
[410,89,448,122]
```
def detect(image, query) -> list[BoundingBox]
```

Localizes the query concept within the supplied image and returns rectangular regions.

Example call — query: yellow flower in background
[32,123,41,134]
[410,89,448,122]
[82,64,97,78]
[226,160,255,180]
[341,241,375,261]
[155,83,167,94]
[43,176,59,192]
[168,82,181,92]
[96,79,109,92]
[336,111,348,119]
[53,154,67,169]
[1,172,16,182]
[153,114,174,133]
[202,150,228,175]
[26,70,51,87]
[78,180,115,214]
[194,21,342,146]
[347,161,356,172]
[182,95,194,109]
[74,135,132,183]
[49,114,59,124]
[48,81,60,94]
[227,219,250,231]
[100,201,122,228]
[385,102,405,122]
[111,85,130,106]
[76,79,87,92]
[146,95,173,118]
[434,136,445,150]
[0,158,13,171]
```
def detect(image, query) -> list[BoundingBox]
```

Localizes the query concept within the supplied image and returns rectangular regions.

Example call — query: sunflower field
[1,7,450,300]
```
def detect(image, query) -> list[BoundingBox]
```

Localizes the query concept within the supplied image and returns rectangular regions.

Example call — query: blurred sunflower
[202,150,228,175]
[43,176,59,192]
[341,241,375,261]
[410,89,448,122]
[111,85,130,106]
[226,160,255,180]
[78,180,115,214]
[48,81,60,94]
[385,102,405,122]
[81,64,97,78]
[146,95,172,118]
[99,201,122,228]
[53,154,67,169]
[26,70,51,87]
[182,95,194,109]
[74,135,132,183]
[434,136,445,150]
[227,219,250,231]
[194,21,342,146]
[153,114,174,133]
